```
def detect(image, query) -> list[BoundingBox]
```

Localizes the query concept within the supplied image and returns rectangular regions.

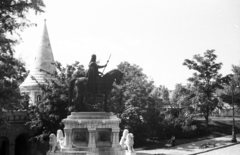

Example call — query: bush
[156,111,200,140]
[181,125,198,138]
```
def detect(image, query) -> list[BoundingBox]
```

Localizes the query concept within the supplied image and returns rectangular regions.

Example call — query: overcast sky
[15,0,240,90]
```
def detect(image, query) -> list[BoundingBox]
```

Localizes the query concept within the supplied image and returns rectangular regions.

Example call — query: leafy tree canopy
[170,83,193,107]
[0,57,27,109]
[183,50,223,127]
[220,65,240,106]
[108,61,158,144]
[1,0,45,55]
[150,85,170,103]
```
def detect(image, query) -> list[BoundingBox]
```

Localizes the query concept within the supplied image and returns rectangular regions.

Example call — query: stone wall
[0,111,31,155]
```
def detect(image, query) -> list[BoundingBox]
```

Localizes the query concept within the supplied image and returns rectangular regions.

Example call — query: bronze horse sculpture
[69,69,124,111]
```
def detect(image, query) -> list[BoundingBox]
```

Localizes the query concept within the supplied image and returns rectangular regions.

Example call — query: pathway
[136,134,240,155]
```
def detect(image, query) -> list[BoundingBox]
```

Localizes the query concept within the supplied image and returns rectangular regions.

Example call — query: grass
[135,118,240,151]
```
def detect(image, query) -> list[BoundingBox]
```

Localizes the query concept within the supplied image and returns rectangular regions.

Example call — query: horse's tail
[69,78,77,106]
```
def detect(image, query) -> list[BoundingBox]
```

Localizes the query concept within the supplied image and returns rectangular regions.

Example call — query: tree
[183,50,223,127]
[108,61,158,144]
[150,87,162,100]
[27,61,85,133]
[1,0,45,55]
[0,58,27,109]
[159,85,170,104]
[170,84,194,108]
[150,85,171,112]
[220,65,240,106]
[0,0,45,126]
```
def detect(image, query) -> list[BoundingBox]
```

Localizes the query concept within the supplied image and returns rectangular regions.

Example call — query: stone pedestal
[48,112,124,155]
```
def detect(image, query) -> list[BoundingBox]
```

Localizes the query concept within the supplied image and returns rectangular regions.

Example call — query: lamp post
[231,85,238,142]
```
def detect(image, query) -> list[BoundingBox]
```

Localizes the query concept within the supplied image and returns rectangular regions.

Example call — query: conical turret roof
[20,20,56,88]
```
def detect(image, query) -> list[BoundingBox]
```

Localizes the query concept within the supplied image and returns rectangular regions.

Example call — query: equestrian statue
[69,54,124,112]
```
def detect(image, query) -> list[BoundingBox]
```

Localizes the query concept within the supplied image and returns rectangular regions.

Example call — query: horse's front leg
[75,86,82,111]
[80,94,84,110]
[76,93,85,111]
[75,92,80,111]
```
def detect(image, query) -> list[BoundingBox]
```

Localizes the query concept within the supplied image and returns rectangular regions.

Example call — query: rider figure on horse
[86,54,107,93]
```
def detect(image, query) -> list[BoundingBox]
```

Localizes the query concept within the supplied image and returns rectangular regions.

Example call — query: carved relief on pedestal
[72,128,88,147]
[96,128,111,147]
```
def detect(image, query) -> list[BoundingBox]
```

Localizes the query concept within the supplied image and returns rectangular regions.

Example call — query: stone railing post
[64,128,72,148]
[88,128,96,148]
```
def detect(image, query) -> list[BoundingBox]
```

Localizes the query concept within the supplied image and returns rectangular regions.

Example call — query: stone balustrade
[5,111,29,122]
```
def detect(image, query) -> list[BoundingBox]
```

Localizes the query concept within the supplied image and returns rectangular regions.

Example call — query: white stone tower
[20,20,56,105]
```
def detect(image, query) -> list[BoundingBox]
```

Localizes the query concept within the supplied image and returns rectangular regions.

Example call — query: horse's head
[101,69,124,91]
[115,70,124,85]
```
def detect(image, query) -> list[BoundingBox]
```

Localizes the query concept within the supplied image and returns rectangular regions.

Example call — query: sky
[15,0,240,90]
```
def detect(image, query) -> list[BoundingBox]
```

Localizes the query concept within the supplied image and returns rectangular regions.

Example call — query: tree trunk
[205,106,209,128]
[204,114,209,128]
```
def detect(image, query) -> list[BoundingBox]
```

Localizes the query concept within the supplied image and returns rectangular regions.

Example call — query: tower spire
[20,20,56,105]
[30,19,55,75]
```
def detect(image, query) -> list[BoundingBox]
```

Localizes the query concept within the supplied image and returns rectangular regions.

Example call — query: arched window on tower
[35,92,42,103]
[37,95,41,102]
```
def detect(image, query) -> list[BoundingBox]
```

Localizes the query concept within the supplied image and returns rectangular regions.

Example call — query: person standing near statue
[86,54,107,93]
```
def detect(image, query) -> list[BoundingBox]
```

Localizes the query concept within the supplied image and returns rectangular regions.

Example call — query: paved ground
[199,143,240,155]
[136,134,240,155]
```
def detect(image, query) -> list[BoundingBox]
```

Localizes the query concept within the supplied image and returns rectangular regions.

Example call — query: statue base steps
[47,151,88,155]
[48,150,124,155]
[48,112,125,155]
[125,152,136,155]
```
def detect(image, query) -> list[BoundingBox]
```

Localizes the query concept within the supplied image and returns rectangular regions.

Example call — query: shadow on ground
[173,137,234,152]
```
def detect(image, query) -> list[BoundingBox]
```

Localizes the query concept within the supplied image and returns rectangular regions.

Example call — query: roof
[20,20,56,88]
